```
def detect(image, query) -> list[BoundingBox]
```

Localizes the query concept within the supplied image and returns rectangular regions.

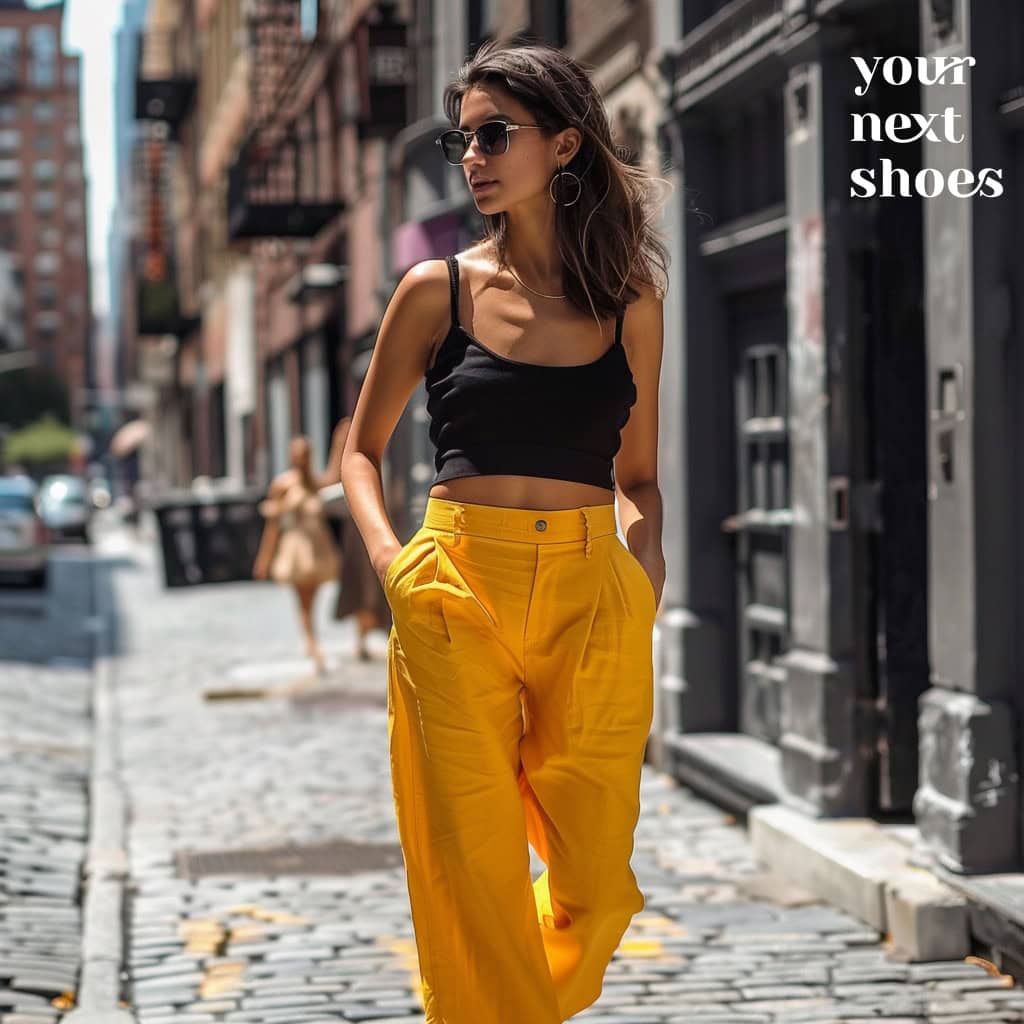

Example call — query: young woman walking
[340,39,668,1024]
[254,435,340,674]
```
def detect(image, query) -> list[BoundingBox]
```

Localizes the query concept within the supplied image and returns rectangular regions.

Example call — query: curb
[65,557,137,1024]
[749,803,971,963]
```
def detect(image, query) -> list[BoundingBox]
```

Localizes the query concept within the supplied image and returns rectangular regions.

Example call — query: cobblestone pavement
[0,662,91,1023]
[101,528,1024,1024]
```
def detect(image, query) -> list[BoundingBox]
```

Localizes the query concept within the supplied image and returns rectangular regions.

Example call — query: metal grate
[176,837,405,880]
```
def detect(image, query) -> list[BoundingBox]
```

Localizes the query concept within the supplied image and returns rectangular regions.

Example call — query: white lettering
[942,107,966,144]
[978,168,1004,197]
[850,112,881,142]
[849,167,875,198]
[917,55,977,86]
[851,54,977,94]
[884,56,913,85]
[851,56,883,97]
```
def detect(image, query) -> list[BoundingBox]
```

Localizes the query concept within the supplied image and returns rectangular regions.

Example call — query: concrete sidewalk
[97,527,1024,1023]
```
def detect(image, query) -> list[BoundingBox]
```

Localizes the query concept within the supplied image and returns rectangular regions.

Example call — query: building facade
[652,0,1024,941]
[0,0,91,427]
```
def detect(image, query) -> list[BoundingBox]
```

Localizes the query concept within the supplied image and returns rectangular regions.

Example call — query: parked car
[37,474,92,542]
[0,476,48,585]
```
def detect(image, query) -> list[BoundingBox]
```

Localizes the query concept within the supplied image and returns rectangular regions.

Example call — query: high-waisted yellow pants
[383,497,657,1023]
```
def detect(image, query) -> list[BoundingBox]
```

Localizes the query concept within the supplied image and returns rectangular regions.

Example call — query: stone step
[749,804,970,962]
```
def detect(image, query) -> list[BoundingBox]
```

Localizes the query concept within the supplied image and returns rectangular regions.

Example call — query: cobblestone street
[0,663,90,1024]
[92,528,1024,1024]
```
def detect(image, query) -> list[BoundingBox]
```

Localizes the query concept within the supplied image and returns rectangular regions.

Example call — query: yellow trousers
[384,497,657,1023]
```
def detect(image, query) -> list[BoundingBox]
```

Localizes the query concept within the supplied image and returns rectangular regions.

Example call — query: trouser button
[534,519,547,531]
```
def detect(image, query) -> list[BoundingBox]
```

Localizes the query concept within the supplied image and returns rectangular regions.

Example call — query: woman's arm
[614,285,665,607]
[320,417,352,489]
[340,259,451,583]
[253,474,288,579]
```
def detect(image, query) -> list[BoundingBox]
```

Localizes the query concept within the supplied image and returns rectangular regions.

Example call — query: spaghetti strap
[446,254,460,331]
[614,308,624,346]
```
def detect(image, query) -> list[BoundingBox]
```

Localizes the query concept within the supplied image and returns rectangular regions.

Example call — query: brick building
[0,0,91,425]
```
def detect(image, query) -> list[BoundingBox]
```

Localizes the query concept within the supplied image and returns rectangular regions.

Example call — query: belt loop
[581,507,593,558]
[452,507,465,546]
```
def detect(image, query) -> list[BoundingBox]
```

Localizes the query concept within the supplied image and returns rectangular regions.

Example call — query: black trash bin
[151,489,264,588]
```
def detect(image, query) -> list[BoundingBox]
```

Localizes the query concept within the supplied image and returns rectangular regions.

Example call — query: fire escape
[135,26,196,135]
[227,0,344,241]
[134,26,197,336]
[227,0,410,241]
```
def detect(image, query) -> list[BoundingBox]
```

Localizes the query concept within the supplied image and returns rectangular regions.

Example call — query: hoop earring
[549,168,582,207]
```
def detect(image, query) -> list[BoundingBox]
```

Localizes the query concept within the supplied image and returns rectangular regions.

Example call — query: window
[67,293,82,313]
[0,159,18,181]
[65,198,82,219]
[34,251,59,274]
[0,192,19,212]
[65,161,80,179]
[33,130,52,152]
[29,26,56,89]
[34,101,55,121]
[34,310,60,329]
[0,104,15,124]
[63,59,78,87]
[33,190,57,212]
[0,29,18,90]
[39,226,59,247]
[65,124,79,144]
[33,159,56,181]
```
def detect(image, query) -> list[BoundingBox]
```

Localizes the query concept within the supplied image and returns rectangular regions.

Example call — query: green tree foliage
[0,367,70,431]
[4,414,77,467]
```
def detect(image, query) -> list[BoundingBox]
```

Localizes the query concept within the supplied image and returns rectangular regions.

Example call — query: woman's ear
[555,126,582,165]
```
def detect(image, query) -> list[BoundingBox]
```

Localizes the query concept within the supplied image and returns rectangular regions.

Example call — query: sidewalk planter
[150,489,264,587]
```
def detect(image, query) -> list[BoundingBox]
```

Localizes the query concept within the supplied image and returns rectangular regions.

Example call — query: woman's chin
[473,194,503,211]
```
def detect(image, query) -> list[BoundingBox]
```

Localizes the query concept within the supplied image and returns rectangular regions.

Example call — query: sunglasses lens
[440,132,466,164]
[477,122,509,155]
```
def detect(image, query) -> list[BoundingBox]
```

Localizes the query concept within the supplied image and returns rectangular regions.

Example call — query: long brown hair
[443,38,671,322]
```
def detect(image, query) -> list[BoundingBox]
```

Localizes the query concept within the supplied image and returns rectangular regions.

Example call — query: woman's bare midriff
[428,475,614,511]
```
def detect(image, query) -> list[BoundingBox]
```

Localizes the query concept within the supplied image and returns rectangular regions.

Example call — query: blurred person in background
[253,435,340,674]
[319,415,392,661]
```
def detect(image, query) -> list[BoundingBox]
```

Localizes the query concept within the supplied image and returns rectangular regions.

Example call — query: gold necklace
[506,265,566,300]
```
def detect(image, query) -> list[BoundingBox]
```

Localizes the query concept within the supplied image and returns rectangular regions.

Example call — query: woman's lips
[471,180,498,195]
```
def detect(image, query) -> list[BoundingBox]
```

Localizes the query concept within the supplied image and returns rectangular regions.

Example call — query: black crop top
[423,254,638,491]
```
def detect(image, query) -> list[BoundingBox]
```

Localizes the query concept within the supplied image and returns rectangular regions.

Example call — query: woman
[253,435,340,675]
[340,39,668,1024]
[320,416,393,660]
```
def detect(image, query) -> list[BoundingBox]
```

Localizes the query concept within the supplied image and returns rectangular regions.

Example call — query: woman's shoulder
[269,468,300,495]
[394,242,493,320]
[627,278,665,310]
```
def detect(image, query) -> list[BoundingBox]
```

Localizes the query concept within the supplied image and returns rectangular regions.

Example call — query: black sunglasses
[435,120,547,165]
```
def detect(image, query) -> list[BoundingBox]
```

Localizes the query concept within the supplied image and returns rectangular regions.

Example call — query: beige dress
[259,478,340,586]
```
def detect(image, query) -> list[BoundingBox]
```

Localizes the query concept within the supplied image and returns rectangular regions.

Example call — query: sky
[32,0,125,318]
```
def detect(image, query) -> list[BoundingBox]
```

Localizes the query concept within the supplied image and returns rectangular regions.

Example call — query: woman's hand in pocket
[375,542,403,588]
[639,555,666,611]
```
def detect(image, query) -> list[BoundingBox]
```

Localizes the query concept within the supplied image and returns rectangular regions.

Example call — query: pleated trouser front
[383,496,657,1024]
